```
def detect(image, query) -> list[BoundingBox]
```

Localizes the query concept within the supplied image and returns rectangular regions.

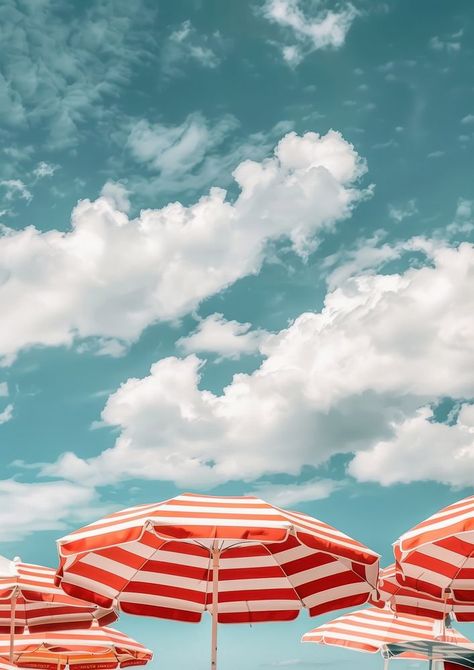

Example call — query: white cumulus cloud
[178,313,268,359]
[43,240,474,490]
[0,129,366,364]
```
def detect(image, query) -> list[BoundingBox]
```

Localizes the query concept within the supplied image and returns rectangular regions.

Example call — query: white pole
[9,592,17,663]
[211,541,220,670]
[383,657,390,670]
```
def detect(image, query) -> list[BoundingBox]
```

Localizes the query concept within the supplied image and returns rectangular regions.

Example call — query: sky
[0,0,473,668]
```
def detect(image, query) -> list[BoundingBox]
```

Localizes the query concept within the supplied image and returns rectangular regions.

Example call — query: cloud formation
[0,129,366,364]
[178,313,268,359]
[44,240,474,490]
[263,0,358,65]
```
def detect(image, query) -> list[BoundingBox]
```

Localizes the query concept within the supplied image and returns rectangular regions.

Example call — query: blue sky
[0,0,473,668]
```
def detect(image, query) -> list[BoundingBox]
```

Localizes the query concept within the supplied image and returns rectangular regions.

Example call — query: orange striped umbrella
[0,624,152,670]
[395,496,474,604]
[55,492,379,670]
[373,565,474,621]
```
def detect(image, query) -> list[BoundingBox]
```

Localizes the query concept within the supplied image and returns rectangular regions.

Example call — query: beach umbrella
[387,639,474,667]
[0,556,117,661]
[0,623,152,670]
[372,564,474,621]
[302,607,470,654]
[55,492,379,670]
[394,496,474,604]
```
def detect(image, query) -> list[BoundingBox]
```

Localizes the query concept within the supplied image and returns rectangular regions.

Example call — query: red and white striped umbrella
[56,493,379,670]
[395,496,474,603]
[372,565,474,622]
[302,606,471,654]
[0,556,117,662]
[0,624,152,670]
[0,558,117,633]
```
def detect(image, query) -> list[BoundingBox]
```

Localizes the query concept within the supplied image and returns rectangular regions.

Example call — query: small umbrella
[302,606,470,653]
[0,556,117,662]
[372,564,474,621]
[394,495,474,603]
[302,606,473,670]
[55,492,380,670]
[0,624,153,670]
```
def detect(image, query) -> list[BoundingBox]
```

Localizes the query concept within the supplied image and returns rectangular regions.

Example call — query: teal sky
[0,1,473,669]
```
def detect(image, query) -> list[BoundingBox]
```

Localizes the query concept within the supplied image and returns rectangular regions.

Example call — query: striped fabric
[372,564,474,621]
[395,496,474,602]
[0,624,152,670]
[302,607,471,654]
[0,557,117,633]
[56,493,379,624]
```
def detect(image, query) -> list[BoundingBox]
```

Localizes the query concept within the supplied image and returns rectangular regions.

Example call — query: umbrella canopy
[387,640,474,664]
[372,565,474,622]
[0,624,153,670]
[0,556,117,634]
[395,495,474,602]
[302,607,471,654]
[56,492,379,669]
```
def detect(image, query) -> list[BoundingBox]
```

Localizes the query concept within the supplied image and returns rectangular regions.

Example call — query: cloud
[33,162,58,179]
[127,112,238,175]
[349,404,474,486]
[0,129,366,364]
[0,479,109,541]
[263,0,358,66]
[0,403,13,425]
[388,199,417,223]
[0,382,8,397]
[0,179,32,202]
[125,114,293,196]
[100,181,130,213]
[161,21,225,76]
[430,34,461,53]
[248,478,341,506]
[0,0,154,148]
[461,114,474,125]
[177,313,268,359]
[43,240,474,490]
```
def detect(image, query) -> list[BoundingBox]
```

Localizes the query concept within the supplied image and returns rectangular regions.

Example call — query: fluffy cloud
[0,129,366,364]
[349,404,474,486]
[0,479,107,541]
[0,382,7,397]
[44,241,474,490]
[263,0,358,65]
[178,313,268,359]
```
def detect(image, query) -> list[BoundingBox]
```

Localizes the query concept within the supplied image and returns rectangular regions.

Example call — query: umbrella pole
[9,592,17,663]
[211,541,220,670]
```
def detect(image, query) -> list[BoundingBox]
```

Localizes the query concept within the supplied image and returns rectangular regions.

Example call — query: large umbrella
[0,556,117,662]
[0,623,153,670]
[394,495,474,603]
[372,564,474,621]
[55,492,379,669]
